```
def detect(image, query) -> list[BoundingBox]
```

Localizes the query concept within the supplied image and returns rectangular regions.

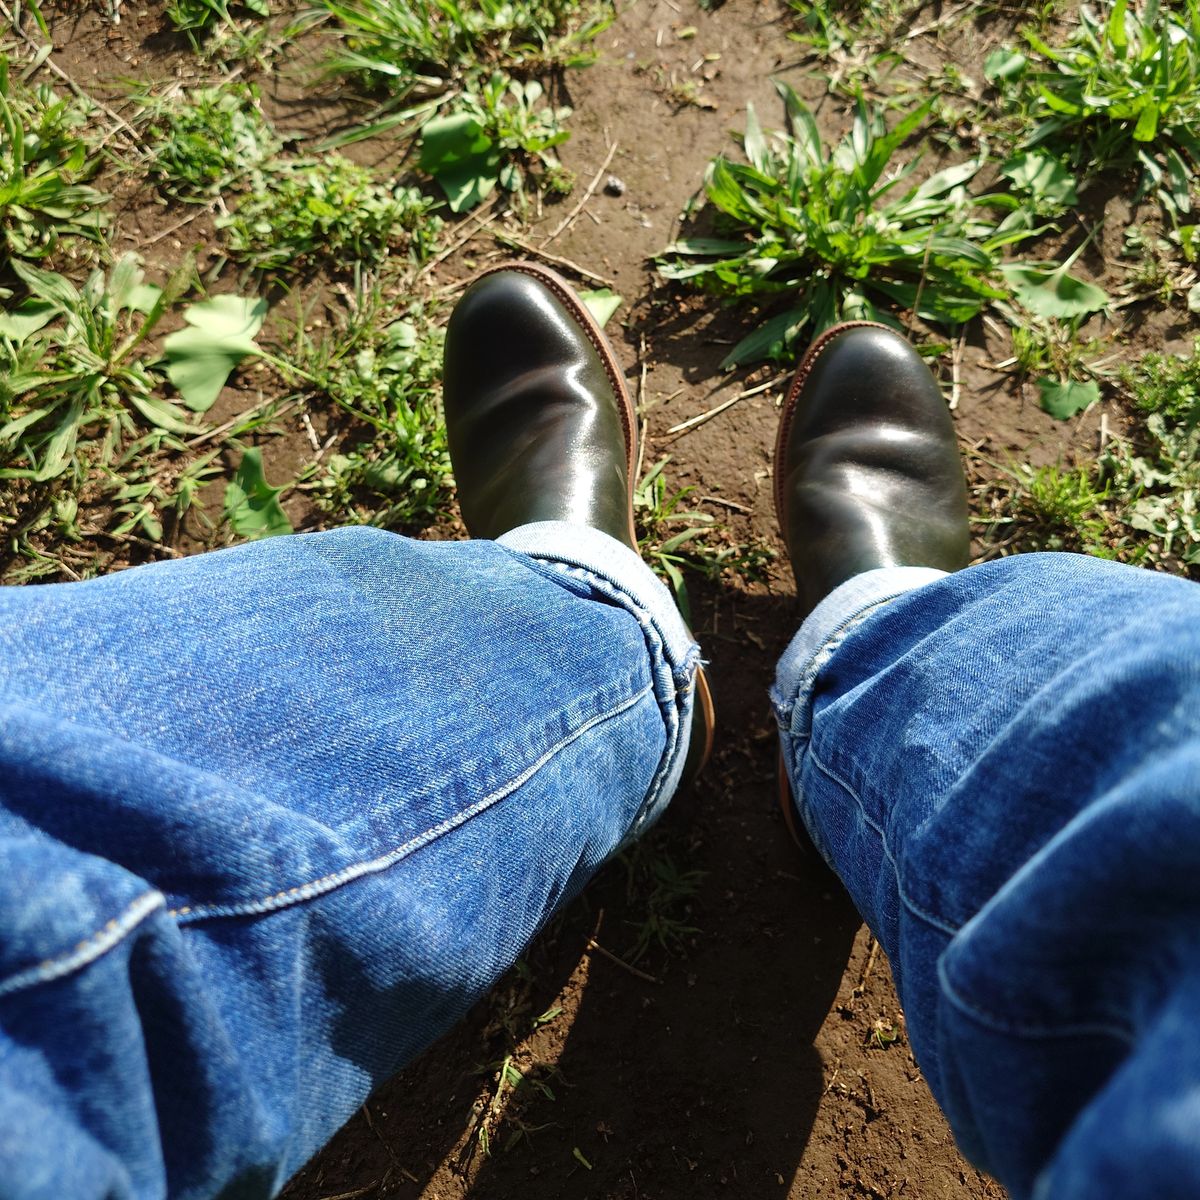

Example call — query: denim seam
[935,957,1136,1045]
[514,551,697,838]
[805,745,961,939]
[0,890,166,999]
[812,746,1139,1045]
[169,682,655,926]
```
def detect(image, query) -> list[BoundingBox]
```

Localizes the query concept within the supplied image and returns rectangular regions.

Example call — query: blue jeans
[774,553,1200,1200]
[0,523,698,1199]
[3,534,1199,1199]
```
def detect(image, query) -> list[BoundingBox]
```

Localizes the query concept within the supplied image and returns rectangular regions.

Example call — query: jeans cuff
[497,521,700,843]
[769,567,946,852]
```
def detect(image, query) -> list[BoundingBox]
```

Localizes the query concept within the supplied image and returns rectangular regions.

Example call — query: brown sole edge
[469,260,716,779]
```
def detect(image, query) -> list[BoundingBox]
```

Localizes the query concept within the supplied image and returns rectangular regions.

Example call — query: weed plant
[619,839,704,964]
[1105,344,1200,569]
[166,0,268,43]
[420,74,572,211]
[219,155,443,273]
[133,82,280,202]
[292,287,452,530]
[0,252,279,573]
[317,0,610,102]
[787,0,910,96]
[1001,0,1200,219]
[0,56,107,265]
[634,456,772,621]
[658,83,1032,366]
[1002,463,1116,556]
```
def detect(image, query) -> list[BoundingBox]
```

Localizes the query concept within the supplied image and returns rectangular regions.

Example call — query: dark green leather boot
[444,263,637,549]
[774,322,971,619]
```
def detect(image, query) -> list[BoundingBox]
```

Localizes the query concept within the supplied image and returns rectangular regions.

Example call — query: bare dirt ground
[38,0,1167,1193]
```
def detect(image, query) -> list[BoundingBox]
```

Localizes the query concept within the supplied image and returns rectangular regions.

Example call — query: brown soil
[32,0,1174,1195]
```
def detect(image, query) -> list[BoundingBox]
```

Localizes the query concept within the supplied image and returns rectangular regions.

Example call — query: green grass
[316,0,610,102]
[0,55,107,266]
[419,74,574,212]
[1105,343,1200,570]
[657,83,1034,367]
[288,283,452,531]
[132,82,280,202]
[218,154,444,274]
[634,455,773,623]
[982,462,1118,558]
[976,344,1200,575]
[619,838,705,965]
[994,0,1200,220]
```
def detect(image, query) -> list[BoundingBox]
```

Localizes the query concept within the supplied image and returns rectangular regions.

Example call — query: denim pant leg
[771,553,1200,1200]
[0,522,698,1200]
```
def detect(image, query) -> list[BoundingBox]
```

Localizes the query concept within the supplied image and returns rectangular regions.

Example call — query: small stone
[604,175,627,197]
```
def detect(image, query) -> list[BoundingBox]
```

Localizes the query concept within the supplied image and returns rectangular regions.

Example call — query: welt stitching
[169,682,655,925]
[0,890,166,999]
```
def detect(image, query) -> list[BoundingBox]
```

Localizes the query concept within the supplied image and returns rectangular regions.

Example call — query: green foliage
[634,456,772,621]
[1007,315,1108,420]
[1036,376,1100,419]
[1001,258,1110,320]
[419,74,572,211]
[0,55,107,265]
[0,255,193,486]
[0,251,274,564]
[218,154,443,273]
[294,287,452,530]
[223,446,292,538]
[1101,343,1200,570]
[998,149,1077,216]
[786,0,911,97]
[1120,341,1200,426]
[317,0,610,102]
[163,294,268,412]
[1105,416,1200,567]
[619,838,705,964]
[134,83,280,202]
[166,0,267,36]
[657,83,1033,366]
[578,287,621,326]
[985,461,1117,556]
[1005,0,1200,217]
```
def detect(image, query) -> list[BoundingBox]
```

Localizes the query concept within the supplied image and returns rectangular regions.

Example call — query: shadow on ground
[283,583,863,1200]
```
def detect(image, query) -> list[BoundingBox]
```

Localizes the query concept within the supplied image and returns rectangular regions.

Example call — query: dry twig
[492,231,615,286]
[541,141,618,246]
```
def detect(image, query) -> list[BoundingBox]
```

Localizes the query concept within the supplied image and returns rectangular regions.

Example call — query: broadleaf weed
[657,83,1034,366]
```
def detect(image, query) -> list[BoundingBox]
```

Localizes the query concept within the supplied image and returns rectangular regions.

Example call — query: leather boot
[443,263,637,548]
[774,322,970,619]
[444,261,714,776]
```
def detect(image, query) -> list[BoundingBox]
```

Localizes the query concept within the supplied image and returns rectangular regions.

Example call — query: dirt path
[280,3,1019,1196]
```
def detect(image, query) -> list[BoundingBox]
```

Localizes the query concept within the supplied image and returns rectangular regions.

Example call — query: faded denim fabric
[0,524,697,1199]
[773,553,1200,1200]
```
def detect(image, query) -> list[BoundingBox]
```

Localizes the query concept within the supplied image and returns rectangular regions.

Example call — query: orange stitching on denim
[0,890,166,998]
[168,683,656,925]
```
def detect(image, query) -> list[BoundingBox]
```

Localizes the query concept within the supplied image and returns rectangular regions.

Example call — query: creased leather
[444,272,634,548]
[778,326,971,616]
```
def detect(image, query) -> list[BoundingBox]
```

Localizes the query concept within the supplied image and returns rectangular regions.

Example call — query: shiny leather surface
[443,270,634,547]
[778,326,970,616]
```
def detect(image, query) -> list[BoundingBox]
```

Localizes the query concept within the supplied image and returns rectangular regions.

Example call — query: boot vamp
[453,364,629,539]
